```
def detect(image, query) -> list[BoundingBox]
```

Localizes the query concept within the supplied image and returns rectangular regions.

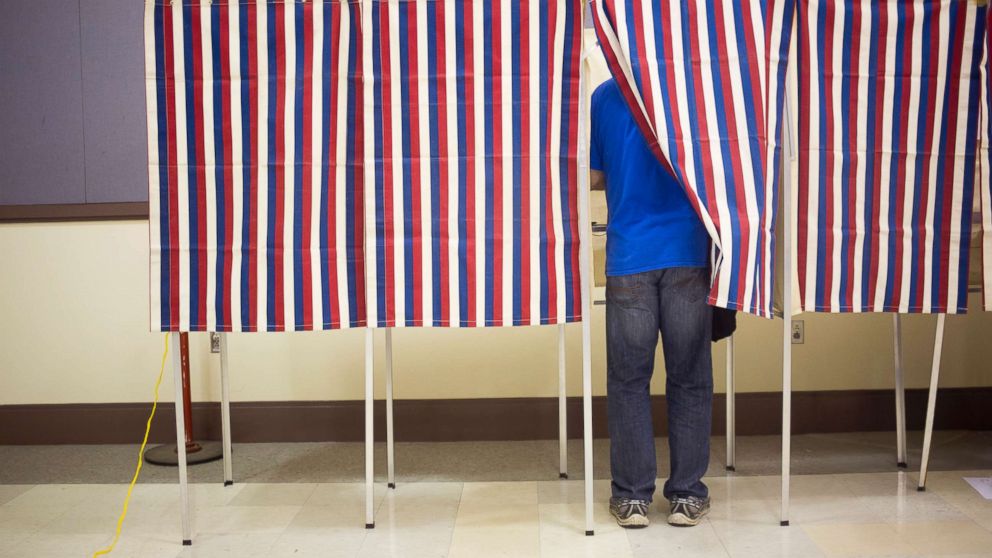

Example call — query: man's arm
[590,170,605,192]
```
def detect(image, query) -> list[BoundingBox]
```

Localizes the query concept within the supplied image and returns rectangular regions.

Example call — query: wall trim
[1,388,989,445]
[0,202,149,223]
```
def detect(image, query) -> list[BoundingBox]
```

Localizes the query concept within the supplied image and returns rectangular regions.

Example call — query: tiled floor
[2,470,992,557]
[1,433,991,557]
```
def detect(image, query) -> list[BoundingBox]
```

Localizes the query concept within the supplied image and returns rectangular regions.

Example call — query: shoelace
[671,497,700,511]
[616,499,650,513]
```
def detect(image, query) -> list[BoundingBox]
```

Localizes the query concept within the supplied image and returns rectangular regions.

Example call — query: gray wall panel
[0,0,86,205]
[80,0,148,203]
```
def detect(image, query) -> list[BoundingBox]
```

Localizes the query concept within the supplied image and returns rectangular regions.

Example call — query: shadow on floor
[0,430,989,485]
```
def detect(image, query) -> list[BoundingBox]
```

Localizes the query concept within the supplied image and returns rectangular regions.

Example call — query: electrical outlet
[210,332,221,353]
[791,320,804,344]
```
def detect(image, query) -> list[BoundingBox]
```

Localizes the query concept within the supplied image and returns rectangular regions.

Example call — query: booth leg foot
[559,473,568,480]
[585,530,595,536]
[917,486,926,492]
[182,539,192,546]
[365,523,375,529]
[224,480,234,487]
[897,462,907,469]
[780,521,790,527]
[726,466,736,472]
[388,483,396,489]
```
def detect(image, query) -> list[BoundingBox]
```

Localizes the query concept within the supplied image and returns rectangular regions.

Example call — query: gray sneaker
[609,497,650,528]
[667,495,710,527]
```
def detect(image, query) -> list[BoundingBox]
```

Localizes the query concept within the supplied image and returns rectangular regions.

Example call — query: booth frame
[165,0,960,542]
[718,92,952,527]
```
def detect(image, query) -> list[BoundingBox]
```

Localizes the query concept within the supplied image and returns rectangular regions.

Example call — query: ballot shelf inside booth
[591,190,608,305]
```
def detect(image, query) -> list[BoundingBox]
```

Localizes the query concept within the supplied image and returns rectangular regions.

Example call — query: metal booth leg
[385,328,395,489]
[558,324,568,479]
[219,333,234,485]
[917,314,946,491]
[171,334,193,545]
[893,315,908,469]
[726,334,736,472]
[365,329,376,528]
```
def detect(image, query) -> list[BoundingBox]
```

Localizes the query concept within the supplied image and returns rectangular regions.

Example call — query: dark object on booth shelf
[711,307,737,342]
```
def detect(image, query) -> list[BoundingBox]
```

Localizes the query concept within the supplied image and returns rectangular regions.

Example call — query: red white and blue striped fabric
[145,1,367,332]
[591,0,795,319]
[797,0,986,314]
[363,0,583,327]
[982,6,992,312]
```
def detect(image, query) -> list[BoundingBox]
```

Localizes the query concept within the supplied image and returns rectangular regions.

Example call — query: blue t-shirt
[590,79,710,276]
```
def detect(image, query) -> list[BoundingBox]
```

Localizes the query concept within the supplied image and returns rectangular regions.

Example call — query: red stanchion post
[145,333,223,466]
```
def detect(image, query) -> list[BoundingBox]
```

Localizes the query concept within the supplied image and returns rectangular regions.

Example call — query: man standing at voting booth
[590,78,717,529]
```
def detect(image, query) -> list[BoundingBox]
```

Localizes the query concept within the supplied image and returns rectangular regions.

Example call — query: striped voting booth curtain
[982,7,992,312]
[363,0,583,327]
[591,0,795,318]
[796,0,986,314]
[145,1,367,332]
[145,0,584,331]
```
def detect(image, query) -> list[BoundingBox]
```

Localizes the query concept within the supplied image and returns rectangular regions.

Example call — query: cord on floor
[92,333,170,558]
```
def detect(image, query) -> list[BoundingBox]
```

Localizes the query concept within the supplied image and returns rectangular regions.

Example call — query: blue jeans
[606,267,713,502]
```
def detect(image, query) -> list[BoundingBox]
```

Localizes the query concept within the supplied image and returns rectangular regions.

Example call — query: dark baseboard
[0,202,149,222]
[1,388,990,445]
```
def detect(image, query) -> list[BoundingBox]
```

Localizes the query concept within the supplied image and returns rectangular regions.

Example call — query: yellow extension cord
[92,333,170,558]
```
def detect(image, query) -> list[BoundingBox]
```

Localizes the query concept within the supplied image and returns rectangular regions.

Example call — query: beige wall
[1,220,991,406]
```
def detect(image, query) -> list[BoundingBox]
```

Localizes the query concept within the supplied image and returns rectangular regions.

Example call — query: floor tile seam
[443,480,465,555]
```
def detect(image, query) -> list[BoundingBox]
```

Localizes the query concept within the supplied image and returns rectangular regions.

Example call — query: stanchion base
[780,521,790,527]
[726,466,736,472]
[559,473,568,479]
[224,480,234,487]
[144,441,224,466]
[365,523,375,529]
[897,462,908,469]
[917,486,926,492]
[388,483,396,489]
[585,530,594,536]
[182,540,192,546]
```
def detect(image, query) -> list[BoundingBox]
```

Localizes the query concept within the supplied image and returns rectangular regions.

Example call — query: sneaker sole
[611,510,650,529]
[667,509,708,527]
